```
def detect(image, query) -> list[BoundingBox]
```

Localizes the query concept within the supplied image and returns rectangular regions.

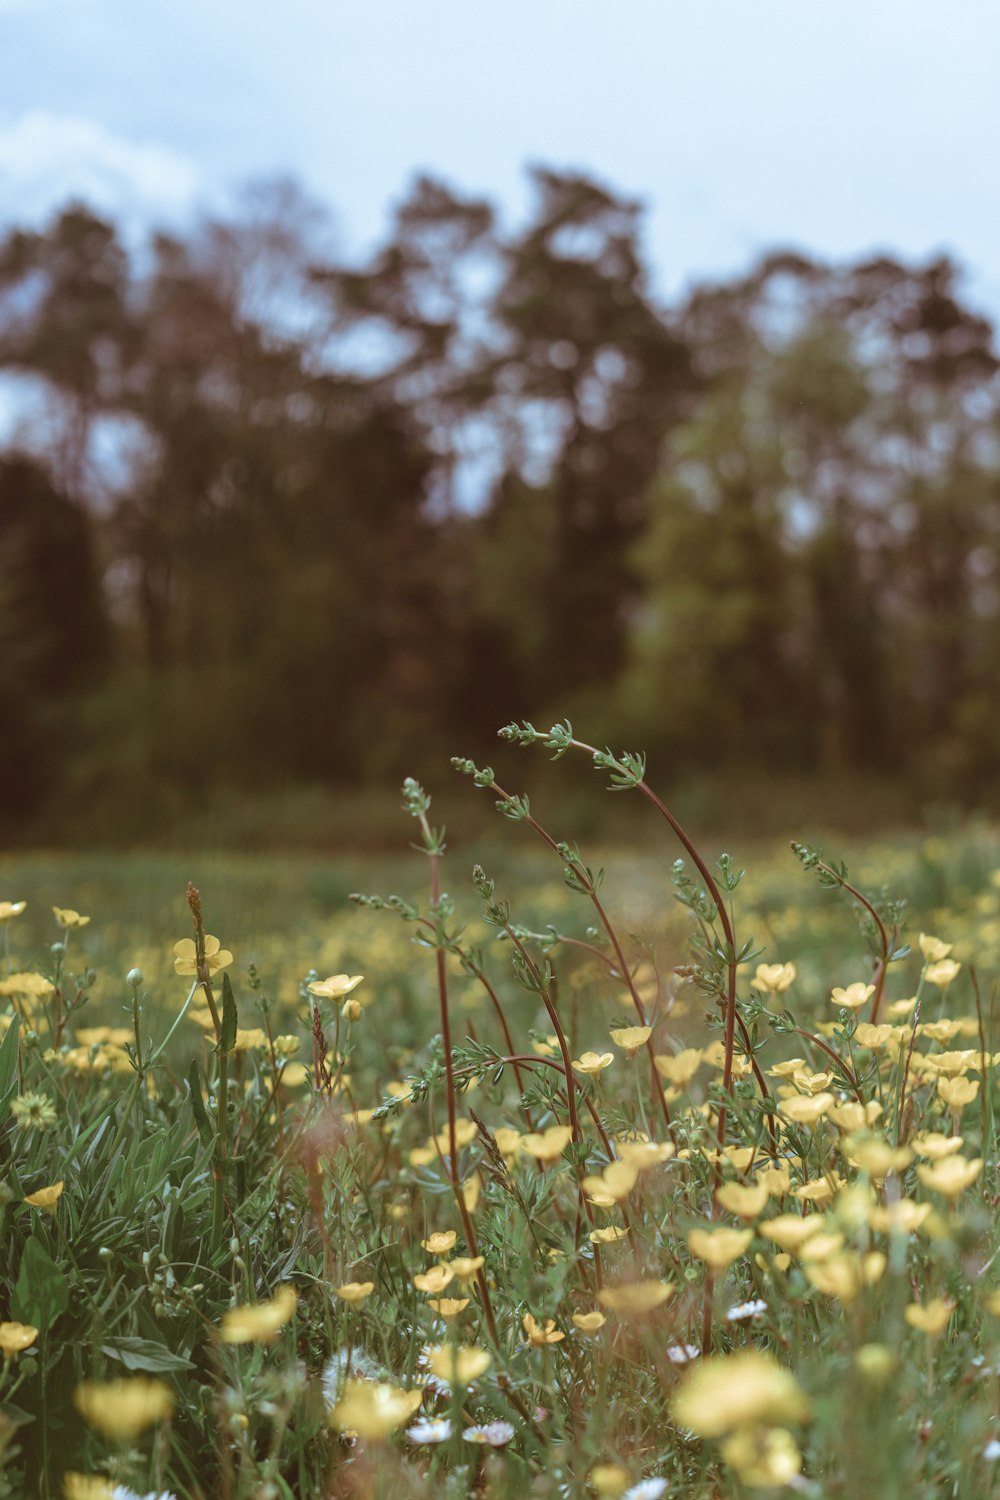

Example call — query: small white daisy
[666,1343,700,1364]
[726,1298,768,1323]
[623,1480,668,1500]
[465,1419,515,1445]
[406,1416,452,1444]
[984,1439,1000,1461]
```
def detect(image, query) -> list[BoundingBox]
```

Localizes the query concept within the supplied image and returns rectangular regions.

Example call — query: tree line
[2,170,998,836]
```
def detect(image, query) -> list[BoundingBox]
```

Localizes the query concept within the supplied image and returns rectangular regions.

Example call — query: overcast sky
[1,0,998,315]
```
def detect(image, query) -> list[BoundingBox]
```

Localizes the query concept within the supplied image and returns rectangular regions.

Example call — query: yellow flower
[804,1251,885,1302]
[755,1162,791,1196]
[276,1062,308,1088]
[521,1125,573,1162]
[589,1463,629,1496]
[0,972,54,999]
[0,901,26,923]
[721,1425,802,1488]
[911,1131,965,1158]
[493,1127,522,1158]
[854,1343,896,1383]
[830,982,876,1010]
[24,1180,64,1213]
[919,933,953,962]
[329,1379,422,1439]
[654,1048,703,1085]
[716,1181,769,1219]
[421,1231,457,1256]
[572,1051,615,1075]
[983,1289,1000,1317]
[426,1344,491,1384]
[780,1093,834,1125]
[523,1313,565,1346]
[759,1214,825,1252]
[583,1161,638,1202]
[672,1351,810,1437]
[449,1255,485,1282]
[219,1285,297,1343]
[63,1476,115,1500]
[73,1376,174,1438]
[598,1280,674,1316]
[173,935,234,977]
[307,973,364,1000]
[924,959,961,989]
[938,1075,979,1111]
[427,1297,469,1318]
[589,1225,628,1244]
[608,1025,652,1055]
[753,962,797,993]
[413,1265,455,1294]
[868,1199,931,1234]
[916,1155,982,1199]
[431,1119,478,1152]
[904,1298,952,1335]
[52,907,90,929]
[573,1310,607,1333]
[828,1100,883,1131]
[616,1138,675,1168]
[335,1282,374,1305]
[0,1321,38,1354]
[688,1226,753,1270]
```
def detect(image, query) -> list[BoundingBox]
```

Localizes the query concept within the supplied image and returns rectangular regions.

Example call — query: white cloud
[0,110,200,230]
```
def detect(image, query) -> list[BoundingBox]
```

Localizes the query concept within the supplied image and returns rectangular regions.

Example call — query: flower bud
[342,998,362,1023]
[127,967,144,988]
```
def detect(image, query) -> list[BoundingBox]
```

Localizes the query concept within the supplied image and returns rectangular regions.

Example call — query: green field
[4,784,1000,1499]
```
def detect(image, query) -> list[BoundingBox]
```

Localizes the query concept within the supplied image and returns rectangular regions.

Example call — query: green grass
[3,784,1000,1500]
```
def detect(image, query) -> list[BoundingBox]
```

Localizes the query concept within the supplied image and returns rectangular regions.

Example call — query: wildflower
[727,1299,768,1323]
[905,1298,953,1335]
[653,1049,703,1085]
[173,936,233,977]
[938,1076,979,1111]
[609,1025,652,1056]
[759,1214,825,1252]
[804,1251,886,1302]
[598,1281,674,1316]
[421,1231,457,1256]
[413,1265,454,1294]
[10,1092,58,1132]
[464,1419,515,1445]
[666,1344,700,1364]
[307,973,364,1000]
[0,901,26,923]
[721,1426,802,1488]
[672,1350,810,1437]
[521,1125,573,1161]
[716,1181,769,1219]
[431,1118,478,1152]
[427,1297,469,1318]
[854,1343,896,1383]
[334,1282,374,1305]
[272,1033,300,1057]
[52,907,90,929]
[24,1180,64,1213]
[780,1093,834,1125]
[916,1155,982,1199]
[0,1321,38,1354]
[219,1285,297,1343]
[330,1380,422,1439]
[590,1225,628,1244]
[911,1131,965,1158]
[406,1416,452,1443]
[924,959,961,989]
[63,1479,115,1500]
[853,1023,899,1050]
[795,1174,845,1204]
[590,1465,630,1496]
[919,933,953,962]
[830,983,875,1011]
[755,1162,791,1195]
[617,1138,675,1168]
[688,1226,754,1270]
[584,1161,638,1202]
[275,1062,308,1088]
[74,1377,174,1438]
[753,962,796,993]
[573,1311,607,1333]
[425,1344,491,1384]
[523,1313,565,1346]
[623,1482,668,1500]
[868,1199,931,1234]
[573,1050,614,1074]
[341,998,362,1022]
[0,972,54,999]
[493,1127,522,1158]
[449,1255,485,1282]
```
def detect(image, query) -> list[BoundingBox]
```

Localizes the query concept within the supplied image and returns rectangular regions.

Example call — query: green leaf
[101,1337,193,1373]
[12,1238,70,1327]
[219,972,237,1054]
[0,1012,20,1121]
[187,1059,213,1147]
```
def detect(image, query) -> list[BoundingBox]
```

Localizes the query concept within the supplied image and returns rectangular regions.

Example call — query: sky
[1,0,999,316]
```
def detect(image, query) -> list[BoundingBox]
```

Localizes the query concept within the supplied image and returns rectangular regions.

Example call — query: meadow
[3,726,1000,1499]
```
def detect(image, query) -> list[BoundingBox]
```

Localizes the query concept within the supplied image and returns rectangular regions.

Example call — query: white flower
[666,1343,700,1364]
[985,1439,1000,1461]
[407,1416,452,1443]
[623,1481,668,1500]
[113,1490,179,1500]
[726,1298,768,1323]
[322,1348,388,1407]
[465,1419,515,1445]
